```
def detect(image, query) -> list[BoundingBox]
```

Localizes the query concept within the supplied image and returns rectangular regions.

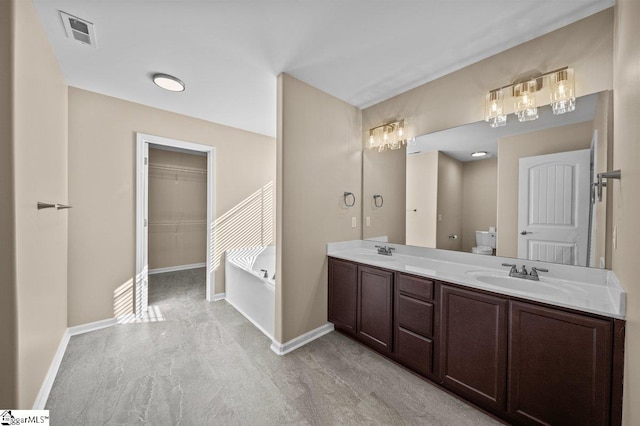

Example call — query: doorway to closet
[136,133,216,318]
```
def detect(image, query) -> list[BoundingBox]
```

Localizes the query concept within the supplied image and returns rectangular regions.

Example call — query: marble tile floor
[46,268,502,425]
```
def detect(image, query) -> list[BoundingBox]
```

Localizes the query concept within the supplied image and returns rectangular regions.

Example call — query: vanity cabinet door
[440,285,508,413]
[328,258,358,335]
[357,266,394,354]
[508,301,612,426]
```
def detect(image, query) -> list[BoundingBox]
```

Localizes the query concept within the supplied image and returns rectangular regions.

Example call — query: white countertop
[327,240,626,320]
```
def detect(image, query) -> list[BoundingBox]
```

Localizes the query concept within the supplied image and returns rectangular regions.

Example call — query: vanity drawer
[397,273,434,300]
[396,327,434,376]
[397,293,434,337]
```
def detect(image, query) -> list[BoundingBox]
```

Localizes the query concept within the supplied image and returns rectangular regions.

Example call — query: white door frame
[136,133,216,316]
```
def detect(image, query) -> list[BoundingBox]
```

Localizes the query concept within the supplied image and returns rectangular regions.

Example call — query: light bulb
[550,68,575,115]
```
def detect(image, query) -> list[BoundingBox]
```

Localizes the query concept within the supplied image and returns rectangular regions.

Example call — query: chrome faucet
[375,245,395,256]
[260,269,268,278]
[502,263,548,281]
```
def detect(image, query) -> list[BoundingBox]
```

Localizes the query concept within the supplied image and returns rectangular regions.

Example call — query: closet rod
[148,220,207,226]
[148,164,206,174]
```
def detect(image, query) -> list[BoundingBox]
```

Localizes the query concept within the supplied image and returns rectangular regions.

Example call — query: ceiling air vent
[60,11,96,47]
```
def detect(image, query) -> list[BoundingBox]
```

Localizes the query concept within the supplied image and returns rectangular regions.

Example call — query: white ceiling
[409,93,599,161]
[33,0,613,138]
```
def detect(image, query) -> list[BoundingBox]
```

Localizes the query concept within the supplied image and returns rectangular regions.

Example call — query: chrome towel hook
[593,170,621,202]
[343,192,356,207]
[373,194,384,208]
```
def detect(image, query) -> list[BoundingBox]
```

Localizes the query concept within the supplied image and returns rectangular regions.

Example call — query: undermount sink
[465,271,570,297]
[355,253,397,263]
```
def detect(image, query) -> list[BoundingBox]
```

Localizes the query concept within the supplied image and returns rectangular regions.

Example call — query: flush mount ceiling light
[152,73,185,92]
[484,67,575,127]
[368,119,408,152]
[471,151,488,157]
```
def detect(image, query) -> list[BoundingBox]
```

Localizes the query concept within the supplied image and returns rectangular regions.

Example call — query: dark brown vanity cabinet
[357,265,394,354]
[328,258,358,335]
[327,258,394,354]
[508,301,613,426]
[395,273,437,378]
[440,285,508,413]
[327,257,623,425]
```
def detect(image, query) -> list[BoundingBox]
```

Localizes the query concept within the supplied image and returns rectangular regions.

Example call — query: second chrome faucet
[375,245,395,256]
[502,263,548,281]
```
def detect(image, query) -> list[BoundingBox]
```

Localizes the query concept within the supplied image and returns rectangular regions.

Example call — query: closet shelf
[148,164,206,174]
[148,220,207,226]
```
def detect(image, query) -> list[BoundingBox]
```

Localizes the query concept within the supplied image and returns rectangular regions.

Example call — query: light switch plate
[366,217,371,227]
[351,217,357,228]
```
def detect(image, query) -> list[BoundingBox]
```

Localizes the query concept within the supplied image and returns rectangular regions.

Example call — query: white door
[518,149,591,266]
[136,141,149,316]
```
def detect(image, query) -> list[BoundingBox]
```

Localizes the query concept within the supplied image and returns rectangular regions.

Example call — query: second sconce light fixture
[485,67,575,128]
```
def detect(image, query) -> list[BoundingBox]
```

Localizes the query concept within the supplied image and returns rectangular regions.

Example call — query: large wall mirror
[362,90,613,269]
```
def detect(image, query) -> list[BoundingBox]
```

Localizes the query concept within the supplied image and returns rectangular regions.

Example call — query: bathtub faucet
[260,269,268,278]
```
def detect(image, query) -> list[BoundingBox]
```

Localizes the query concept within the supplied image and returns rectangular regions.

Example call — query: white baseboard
[270,322,334,356]
[33,317,118,409]
[68,317,118,336]
[213,292,226,301]
[225,298,274,341]
[32,329,70,409]
[149,263,206,275]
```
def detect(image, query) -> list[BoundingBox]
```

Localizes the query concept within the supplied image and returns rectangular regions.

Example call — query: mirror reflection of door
[518,149,591,266]
[406,151,463,250]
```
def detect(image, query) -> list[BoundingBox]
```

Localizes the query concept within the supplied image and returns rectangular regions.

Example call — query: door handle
[520,230,532,235]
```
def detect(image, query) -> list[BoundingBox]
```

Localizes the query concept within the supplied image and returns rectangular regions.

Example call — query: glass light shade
[368,120,407,151]
[514,80,538,122]
[152,73,185,92]
[550,68,575,115]
[485,90,507,128]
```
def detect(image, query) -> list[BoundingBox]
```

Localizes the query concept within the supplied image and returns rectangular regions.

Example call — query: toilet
[472,230,496,255]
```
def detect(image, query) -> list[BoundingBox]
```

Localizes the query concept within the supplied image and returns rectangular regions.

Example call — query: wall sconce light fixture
[550,68,576,115]
[373,194,384,208]
[484,67,575,127]
[368,119,407,151]
[485,89,507,128]
[513,79,540,122]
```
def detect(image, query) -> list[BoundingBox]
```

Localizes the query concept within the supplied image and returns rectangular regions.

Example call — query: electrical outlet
[366,216,371,227]
[351,217,357,228]
[438,214,442,221]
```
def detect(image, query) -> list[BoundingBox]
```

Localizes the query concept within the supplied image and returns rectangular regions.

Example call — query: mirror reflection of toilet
[472,230,496,255]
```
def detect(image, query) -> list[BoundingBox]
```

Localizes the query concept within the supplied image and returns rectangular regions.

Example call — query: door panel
[441,285,508,412]
[328,258,358,334]
[508,301,612,425]
[357,266,393,353]
[518,149,590,266]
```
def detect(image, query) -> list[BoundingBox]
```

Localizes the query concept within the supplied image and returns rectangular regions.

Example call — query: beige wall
[592,91,614,268]
[613,1,640,424]
[436,152,463,251]
[13,0,69,408]
[68,88,275,326]
[496,121,593,257]
[361,9,613,242]
[276,74,362,343]
[148,149,207,270]
[462,159,498,253]
[362,148,406,243]
[0,0,17,408]
[406,151,438,247]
